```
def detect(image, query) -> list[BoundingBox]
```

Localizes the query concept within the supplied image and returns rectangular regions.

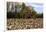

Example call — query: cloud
[25,3,43,13]
[31,3,43,13]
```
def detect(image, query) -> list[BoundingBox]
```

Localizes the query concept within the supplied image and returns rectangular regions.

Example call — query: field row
[7,18,43,30]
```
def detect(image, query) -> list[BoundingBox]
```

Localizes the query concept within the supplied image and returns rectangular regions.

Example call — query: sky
[25,3,43,14]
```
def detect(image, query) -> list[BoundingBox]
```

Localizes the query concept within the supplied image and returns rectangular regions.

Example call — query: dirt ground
[7,18,43,30]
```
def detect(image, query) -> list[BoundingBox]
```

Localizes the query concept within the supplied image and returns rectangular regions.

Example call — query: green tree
[36,13,43,18]
[20,3,26,18]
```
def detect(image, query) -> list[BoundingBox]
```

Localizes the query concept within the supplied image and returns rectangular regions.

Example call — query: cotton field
[7,18,43,30]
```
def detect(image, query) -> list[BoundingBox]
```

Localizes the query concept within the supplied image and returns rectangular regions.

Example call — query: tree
[19,3,26,18]
[36,13,43,18]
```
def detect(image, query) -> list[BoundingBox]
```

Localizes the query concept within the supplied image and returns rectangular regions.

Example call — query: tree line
[7,2,43,19]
